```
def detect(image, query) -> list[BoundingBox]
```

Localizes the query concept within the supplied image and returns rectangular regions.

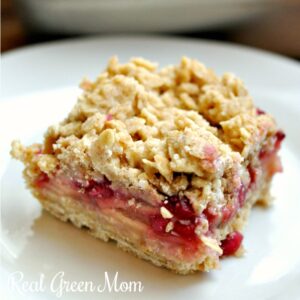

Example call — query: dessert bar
[11,57,285,274]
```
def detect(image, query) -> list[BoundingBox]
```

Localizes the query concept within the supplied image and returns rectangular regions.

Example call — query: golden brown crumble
[12,57,277,206]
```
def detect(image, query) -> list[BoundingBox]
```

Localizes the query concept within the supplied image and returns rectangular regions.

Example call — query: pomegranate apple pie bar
[11,57,285,274]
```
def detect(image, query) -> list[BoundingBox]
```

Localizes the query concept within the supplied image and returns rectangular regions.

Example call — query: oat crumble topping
[12,57,277,212]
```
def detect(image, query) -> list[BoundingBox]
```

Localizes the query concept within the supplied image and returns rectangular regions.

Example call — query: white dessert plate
[1,36,300,300]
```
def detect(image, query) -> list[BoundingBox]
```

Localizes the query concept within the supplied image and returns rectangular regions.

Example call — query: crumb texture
[12,57,277,199]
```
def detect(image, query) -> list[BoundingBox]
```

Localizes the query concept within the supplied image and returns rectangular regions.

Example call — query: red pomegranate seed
[221,231,243,256]
[256,108,266,115]
[274,130,285,150]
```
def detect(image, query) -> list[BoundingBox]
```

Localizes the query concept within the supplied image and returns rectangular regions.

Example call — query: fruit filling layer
[36,174,202,250]
[34,129,284,258]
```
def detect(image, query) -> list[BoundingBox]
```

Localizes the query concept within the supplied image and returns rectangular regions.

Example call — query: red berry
[274,130,285,150]
[221,231,243,256]
[256,108,266,115]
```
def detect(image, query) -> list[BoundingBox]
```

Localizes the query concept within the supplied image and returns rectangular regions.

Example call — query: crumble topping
[12,57,278,211]
[200,235,223,255]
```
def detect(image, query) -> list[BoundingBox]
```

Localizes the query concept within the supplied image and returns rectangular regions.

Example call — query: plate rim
[2,34,300,68]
